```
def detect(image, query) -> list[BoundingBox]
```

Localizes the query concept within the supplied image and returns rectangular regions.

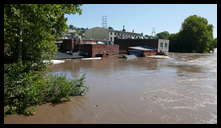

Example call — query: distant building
[84,27,109,41]
[55,32,119,57]
[56,38,81,53]
[82,39,113,45]
[79,44,119,57]
[128,46,158,57]
[57,33,82,40]
[55,33,82,52]
[114,39,169,54]
[67,29,76,33]
[84,27,143,42]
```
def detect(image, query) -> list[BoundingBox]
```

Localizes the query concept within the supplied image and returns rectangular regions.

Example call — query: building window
[160,43,163,48]
[165,43,168,48]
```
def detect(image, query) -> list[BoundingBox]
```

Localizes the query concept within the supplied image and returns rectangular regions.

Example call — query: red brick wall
[91,44,119,57]
[79,44,93,56]
[79,44,119,57]
[62,39,81,51]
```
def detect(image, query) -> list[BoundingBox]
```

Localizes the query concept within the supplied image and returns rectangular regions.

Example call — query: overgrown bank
[4,4,88,116]
[4,63,88,116]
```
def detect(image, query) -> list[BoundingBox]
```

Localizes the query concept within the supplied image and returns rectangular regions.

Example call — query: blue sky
[65,4,217,38]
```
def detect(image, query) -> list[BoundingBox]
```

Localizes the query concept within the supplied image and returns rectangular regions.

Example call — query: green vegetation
[144,34,155,39]
[4,4,88,116]
[213,38,217,48]
[155,15,217,53]
[156,31,170,39]
[168,15,216,53]
[68,25,88,38]
[4,63,87,116]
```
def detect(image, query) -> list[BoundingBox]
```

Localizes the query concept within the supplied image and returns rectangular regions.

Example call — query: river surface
[5,49,217,124]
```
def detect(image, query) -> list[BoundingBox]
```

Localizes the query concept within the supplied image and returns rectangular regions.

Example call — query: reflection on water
[5,49,217,124]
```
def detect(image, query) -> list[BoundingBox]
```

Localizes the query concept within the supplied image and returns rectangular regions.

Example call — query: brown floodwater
[4,49,217,124]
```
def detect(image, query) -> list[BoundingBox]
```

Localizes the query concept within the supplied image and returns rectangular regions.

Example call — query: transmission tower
[152,27,156,37]
[102,16,107,28]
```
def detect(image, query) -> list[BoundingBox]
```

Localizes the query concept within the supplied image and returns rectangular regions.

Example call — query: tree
[156,31,170,39]
[4,4,82,65]
[144,34,156,39]
[4,4,87,115]
[214,38,217,48]
[210,38,217,50]
[178,15,214,53]
[169,33,179,52]
[168,15,215,53]
[69,25,75,30]
[108,27,113,30]
[4,4,83,102]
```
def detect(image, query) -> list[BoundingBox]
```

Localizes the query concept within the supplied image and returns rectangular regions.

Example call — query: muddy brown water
[4,50,217,124]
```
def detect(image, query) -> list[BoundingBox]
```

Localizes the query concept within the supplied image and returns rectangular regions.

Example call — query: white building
[84,27,143,42]
[158,39,169,54]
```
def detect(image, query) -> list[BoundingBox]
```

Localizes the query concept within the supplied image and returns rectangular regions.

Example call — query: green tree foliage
[108,27,113,30]
[213,38,217,48]
[67,25,88,38]
[4,64,87,115]
[169,15,215,53]
[169,33,179,52]
[4,4,88,116]
[144,34,156,39]
[4,4,82,65]
[156,31,170,39]
[69,25,75,30]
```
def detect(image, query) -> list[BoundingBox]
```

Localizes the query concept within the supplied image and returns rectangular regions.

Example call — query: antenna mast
[102,16,107,28]
[152,27,156,37]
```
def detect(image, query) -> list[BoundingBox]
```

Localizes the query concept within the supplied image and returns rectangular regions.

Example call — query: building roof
[129,46,156,51]
[88,27,142,36]
[58,33,81,40]
[109,29,142,35]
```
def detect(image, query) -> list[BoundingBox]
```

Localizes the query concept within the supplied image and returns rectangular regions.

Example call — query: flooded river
[5,49,217,124]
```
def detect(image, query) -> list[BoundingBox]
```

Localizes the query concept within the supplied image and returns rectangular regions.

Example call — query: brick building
[61,39,81,52]
[79,44,119,57]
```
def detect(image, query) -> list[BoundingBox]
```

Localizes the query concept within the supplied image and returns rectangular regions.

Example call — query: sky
[65,4,217,38]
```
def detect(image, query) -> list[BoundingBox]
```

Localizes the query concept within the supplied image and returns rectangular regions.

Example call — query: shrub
[4,63,88,116]
[44,74,88,103]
